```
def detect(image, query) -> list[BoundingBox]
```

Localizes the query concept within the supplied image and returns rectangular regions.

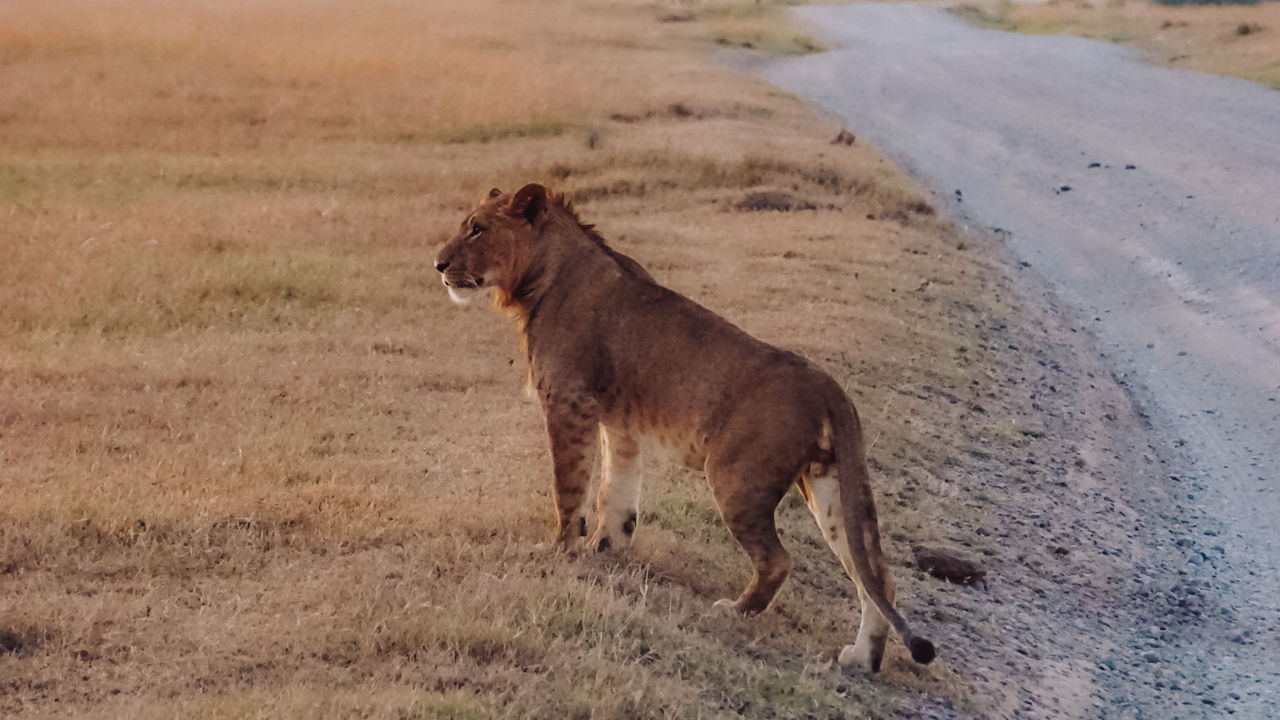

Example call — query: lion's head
[434,184,547,305]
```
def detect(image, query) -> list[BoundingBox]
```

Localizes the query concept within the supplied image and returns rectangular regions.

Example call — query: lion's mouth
[443,276,481,290]
[441,273,485,305]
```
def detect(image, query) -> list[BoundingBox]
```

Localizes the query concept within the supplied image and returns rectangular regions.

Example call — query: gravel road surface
[762,5,1280,717]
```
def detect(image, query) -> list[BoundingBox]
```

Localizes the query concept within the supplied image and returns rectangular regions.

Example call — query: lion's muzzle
[434,249,478,303]
[436,262,485,305]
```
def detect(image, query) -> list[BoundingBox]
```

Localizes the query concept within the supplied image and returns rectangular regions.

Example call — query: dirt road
[762,4,1279,718]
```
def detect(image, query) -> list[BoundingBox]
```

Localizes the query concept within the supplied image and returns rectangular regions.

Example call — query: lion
[434,184,936,673]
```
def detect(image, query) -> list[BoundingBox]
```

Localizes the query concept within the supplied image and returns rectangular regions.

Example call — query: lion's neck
[501,213,628,339]
[509,214,608,301]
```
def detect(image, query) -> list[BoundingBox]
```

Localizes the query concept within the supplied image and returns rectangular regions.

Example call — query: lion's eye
[469,223,485,238]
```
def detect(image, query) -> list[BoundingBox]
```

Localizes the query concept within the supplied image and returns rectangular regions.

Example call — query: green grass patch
[1,244,351,337]
[0,151,437,213]
[0,164,34,205]
[383,119,572,145]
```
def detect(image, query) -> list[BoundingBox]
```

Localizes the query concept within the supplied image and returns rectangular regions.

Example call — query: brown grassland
[0,0,1032,717]
[951,0,1280,88]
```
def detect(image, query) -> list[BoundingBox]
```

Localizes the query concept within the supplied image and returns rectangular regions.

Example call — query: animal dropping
[914,546,987,588]
[434,184,936,673]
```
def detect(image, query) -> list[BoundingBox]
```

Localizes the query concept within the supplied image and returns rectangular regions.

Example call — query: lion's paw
[587,529,629,554]
[712,598,741,614]
[837,644,875,674]
[552,535,585,557]
[587,533,613,553]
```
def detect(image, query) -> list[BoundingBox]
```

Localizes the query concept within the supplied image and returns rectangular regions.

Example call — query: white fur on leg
[802,474,854,570]
[591,427,642,549]
[839,587,891,673]
[804,472,890,673]
[838,643,874,673]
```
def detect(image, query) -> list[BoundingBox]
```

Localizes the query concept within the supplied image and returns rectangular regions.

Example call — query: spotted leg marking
[544,398,600,547]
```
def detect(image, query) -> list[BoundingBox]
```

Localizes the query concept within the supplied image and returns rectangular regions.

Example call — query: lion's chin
[446,284,485,306]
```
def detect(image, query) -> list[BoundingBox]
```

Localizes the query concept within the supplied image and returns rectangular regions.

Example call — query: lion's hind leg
[799,469,894,674]
[705,457,796,616]
[589,425,642,552]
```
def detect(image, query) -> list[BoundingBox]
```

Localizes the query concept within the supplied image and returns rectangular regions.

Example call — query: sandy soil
[760,4,1280,718]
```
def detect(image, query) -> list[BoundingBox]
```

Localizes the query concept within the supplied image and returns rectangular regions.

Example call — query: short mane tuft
[549,192,609,248]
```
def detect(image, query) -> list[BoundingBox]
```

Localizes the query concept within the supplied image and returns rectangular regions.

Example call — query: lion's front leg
[589,426,641,552]
[544,400,600,547]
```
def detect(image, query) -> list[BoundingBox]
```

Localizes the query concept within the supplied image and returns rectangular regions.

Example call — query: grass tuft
[704,0,827,56]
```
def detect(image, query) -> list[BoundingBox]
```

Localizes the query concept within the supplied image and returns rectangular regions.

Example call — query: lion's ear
[508,183,547,225]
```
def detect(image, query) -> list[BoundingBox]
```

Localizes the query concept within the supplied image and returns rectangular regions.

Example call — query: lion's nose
[434,260,449,273]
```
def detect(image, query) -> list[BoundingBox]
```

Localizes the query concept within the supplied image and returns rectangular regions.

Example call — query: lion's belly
[640,433,707,470]
[603,411,708,471]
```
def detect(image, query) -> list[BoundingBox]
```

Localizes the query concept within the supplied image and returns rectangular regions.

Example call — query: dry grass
[698,0,826,54]
[951,0,1280,87]
[2,0,1019,717]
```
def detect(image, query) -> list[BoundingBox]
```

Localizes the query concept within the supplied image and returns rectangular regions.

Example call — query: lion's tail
[829,394,937,665]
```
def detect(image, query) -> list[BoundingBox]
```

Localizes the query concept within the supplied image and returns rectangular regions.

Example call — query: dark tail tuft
[908,636,936,665]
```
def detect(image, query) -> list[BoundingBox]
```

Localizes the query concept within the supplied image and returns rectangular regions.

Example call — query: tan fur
[434,184,935,672]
